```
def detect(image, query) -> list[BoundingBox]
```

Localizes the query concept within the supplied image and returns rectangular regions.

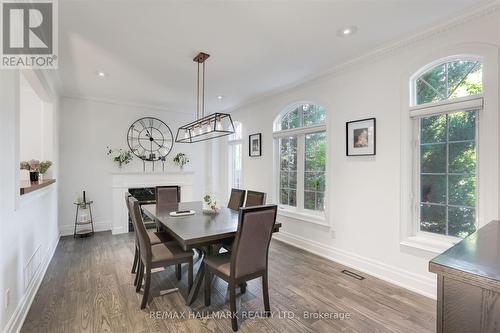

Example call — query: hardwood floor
[21,232,436,333]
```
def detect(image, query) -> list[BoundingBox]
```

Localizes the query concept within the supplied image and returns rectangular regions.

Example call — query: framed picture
[249,133,262,157]
[346,118,376,156]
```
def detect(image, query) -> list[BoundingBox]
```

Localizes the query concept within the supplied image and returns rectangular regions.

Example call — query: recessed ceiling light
[97,71,106,77]
[337,26,357,37]
[216,95,224,100]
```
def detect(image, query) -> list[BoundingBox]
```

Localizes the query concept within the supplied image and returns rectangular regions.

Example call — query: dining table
[141,201,282,305]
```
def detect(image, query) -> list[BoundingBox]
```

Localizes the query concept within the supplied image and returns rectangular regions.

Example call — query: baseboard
[59,221,112,236]
[273,231,436,299]
[3,232,60,333]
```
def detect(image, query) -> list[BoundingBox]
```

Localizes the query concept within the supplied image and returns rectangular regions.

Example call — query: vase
[29,171,39,182]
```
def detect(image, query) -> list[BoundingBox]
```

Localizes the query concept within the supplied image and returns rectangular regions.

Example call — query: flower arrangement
[107,147,133,168]
[173,153,189,169]
[20,159,40,172]
[202,194,218,213]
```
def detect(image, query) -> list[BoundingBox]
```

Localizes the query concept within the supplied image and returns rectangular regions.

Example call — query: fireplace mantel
[111,171,194,234]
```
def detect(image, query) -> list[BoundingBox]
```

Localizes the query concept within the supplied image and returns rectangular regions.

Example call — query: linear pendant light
[175,52,235,143]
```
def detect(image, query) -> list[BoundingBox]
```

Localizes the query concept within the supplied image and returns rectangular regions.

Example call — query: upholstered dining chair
[204,205,278,331]
[245,190,267,207]
[155,186,180,206]
[129,197,193,309]
[125,193,175,286]
[227,188,246,211]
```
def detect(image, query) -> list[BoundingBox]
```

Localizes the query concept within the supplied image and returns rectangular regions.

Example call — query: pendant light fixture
[175,52,235,143]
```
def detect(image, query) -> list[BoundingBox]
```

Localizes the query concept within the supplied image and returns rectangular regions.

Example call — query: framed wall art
[346,118,376,156]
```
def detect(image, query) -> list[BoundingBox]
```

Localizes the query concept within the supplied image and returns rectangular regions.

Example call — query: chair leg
[175,264,181,280]
[239,282,246,294]
[230,283,238,331]
[262,272,270,316]
[204,269,211,306]
[131,247,139,274]
[135,261,144,293]
[141,264,151,309]
[188,259,193,292]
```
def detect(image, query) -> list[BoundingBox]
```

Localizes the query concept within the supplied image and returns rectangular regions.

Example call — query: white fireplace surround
[111,172,194,234]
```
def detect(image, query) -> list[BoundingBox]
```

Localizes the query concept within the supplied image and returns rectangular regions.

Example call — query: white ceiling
[57,0,491,115]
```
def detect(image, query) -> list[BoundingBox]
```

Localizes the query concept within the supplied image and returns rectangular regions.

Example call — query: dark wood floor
[21,232,435,333]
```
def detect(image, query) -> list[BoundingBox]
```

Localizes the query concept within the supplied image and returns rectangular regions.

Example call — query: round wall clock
[127,117,173,161]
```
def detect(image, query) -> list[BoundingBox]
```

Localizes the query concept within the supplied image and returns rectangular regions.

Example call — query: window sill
[278,208,329,227]
[400,235,458,254]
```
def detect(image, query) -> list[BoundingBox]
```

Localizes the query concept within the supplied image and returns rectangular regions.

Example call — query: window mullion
[445,114,449,236]
[297,134,305,211]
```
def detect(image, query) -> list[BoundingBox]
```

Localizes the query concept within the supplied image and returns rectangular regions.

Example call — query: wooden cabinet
[430,220,500,333]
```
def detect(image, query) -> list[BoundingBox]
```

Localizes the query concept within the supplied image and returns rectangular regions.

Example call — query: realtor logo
[1,0,58,68]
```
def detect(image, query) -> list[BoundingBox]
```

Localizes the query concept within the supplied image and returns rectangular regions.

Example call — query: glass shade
[175,112,235,143]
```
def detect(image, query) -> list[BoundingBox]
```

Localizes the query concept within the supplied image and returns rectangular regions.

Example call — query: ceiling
[57,0,491,115]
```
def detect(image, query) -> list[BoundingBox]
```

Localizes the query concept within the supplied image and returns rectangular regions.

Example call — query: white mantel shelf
[111,171,194,234]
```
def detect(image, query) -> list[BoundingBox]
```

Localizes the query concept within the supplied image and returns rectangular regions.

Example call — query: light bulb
[206,122,212,132]
[184,131,189,139]
[216,121,223,131]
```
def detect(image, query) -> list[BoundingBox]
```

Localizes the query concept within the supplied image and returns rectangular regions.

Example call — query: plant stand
[73,201,94,238]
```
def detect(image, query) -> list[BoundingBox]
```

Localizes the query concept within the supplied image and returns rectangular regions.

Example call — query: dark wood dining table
[141,201,281,305]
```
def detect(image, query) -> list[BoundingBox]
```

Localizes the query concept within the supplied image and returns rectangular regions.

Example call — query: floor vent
[341,269,365,280]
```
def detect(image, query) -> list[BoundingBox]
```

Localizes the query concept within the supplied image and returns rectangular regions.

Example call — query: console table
[429,220,500,333]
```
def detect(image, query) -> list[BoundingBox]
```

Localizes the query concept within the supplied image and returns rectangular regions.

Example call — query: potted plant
[173,153,189,171]
[202,194,218,214]
[107,147,133,169]
[39,160,53,180]
[20,159,41,182]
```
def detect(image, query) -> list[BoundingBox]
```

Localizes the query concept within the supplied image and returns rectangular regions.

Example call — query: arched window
[414,59,482,105]
[410,57,483,239]
[273,103,327,214]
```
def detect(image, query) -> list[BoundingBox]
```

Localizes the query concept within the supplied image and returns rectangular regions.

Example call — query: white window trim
[273,122,327,222]
[228,122,243,194]
[400,47,499,253]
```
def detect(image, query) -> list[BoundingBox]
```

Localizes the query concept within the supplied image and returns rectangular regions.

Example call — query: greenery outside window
[412,58,482,239]
[274,104,326,215]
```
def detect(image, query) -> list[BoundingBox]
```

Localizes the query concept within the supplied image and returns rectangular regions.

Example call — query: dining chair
[245,190,267,207]
[130,197,193,309]
[125,193,176,285]
[227,188,246,211]
[155,186,180,206]
[204,204,278,331]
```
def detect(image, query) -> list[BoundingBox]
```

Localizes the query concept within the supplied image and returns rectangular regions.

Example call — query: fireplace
[112,172,194,235]
[128,187,157,231]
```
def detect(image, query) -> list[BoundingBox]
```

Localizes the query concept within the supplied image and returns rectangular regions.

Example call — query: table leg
[186,259,205,305]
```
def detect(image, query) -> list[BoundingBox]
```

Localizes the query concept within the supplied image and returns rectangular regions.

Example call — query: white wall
[217,9,500,298]
[0,71,60,333]
[19,76,43,162]
[58,97,209,235]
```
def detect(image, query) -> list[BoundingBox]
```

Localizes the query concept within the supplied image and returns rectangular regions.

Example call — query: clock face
[127,117,173,161]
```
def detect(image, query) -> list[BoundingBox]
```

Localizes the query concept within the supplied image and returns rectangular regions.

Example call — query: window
[412,58,482,238]
[274,103,326,214]
[228,121,243,191]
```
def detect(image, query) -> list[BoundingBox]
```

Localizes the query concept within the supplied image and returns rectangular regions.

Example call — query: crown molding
[61,94,194,116]
[225,0,500,114]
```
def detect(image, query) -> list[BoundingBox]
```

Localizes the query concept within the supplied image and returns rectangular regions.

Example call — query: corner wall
[0,71,60,333]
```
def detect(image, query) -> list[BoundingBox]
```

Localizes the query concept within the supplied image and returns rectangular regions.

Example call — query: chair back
[156,186,180,206]
[129,197,152,262]
[230,205,277,279]
[245,191,267,207]
[227,188,246,211]
[124,192,138,241]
